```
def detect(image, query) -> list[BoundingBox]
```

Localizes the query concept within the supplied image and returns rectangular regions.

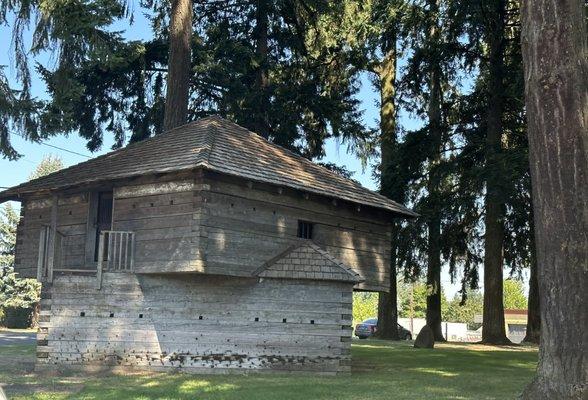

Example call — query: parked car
[354,318,412,340]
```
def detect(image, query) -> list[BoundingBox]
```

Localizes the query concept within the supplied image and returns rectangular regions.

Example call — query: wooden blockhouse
[0,116,415,374]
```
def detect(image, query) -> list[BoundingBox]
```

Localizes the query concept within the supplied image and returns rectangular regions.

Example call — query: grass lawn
[1,340,537,400]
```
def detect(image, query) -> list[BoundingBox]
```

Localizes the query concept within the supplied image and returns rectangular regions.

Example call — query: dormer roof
[253,241,364,284]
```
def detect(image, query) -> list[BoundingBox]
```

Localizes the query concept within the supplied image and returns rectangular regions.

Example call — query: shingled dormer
[253,241,364,284]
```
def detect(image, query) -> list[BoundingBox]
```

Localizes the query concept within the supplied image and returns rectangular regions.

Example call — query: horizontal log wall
[38,273,353,374]
[202,177,392,291]
[56,194,89,270]
[112,179,201,273]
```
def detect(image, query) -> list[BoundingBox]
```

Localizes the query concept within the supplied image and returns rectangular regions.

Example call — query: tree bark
[376,27,400,341]
[163,0,192,132]
[520,0,587,398]
[377,227,400,340]
[523,240,540,344]
[425,0,445,342]
[252,0,270,138]
[481,0,510,345]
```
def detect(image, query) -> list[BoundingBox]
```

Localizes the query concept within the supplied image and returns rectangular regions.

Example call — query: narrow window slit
[282,318,287,323]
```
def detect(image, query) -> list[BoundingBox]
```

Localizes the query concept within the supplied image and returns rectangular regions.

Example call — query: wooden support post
[129,233,135,272]
[37,228,46,281]
[96,232,104,290]
[46,196,58,283]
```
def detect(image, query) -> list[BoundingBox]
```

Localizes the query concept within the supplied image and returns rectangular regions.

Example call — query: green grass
[0,340,538,400]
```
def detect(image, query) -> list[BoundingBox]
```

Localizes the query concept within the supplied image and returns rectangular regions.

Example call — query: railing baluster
[118,232,123,270]
[107,232,113,271]
[130,233,135,272]
[123,232,129,271]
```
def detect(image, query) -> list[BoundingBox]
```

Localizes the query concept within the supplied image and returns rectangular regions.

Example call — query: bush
[0,266,41,328]
[2,307,35,328]
[353,292,379,324]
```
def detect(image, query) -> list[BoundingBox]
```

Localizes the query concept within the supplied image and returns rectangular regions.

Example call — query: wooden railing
[96,230,135,289]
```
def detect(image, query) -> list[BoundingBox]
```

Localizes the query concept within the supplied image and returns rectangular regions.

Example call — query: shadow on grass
[1,341,538,400]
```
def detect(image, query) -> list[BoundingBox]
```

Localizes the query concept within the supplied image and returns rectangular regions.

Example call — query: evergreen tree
[0,204,18,268]
[520,0,587,396]
[28,154,64,180]
[0,68,40,159]
[451,0,529,345]
[163,0,193,131]
[394,0,464,341]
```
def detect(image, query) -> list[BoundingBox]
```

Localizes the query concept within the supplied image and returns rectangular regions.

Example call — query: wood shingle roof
[253,241,364,283]
[0,116,416,217]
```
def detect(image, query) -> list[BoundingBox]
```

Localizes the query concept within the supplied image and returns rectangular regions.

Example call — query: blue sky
[0,11,494,299]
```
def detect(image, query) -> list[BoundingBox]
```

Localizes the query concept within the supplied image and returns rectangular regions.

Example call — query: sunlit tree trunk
[520,0,587,397]
[163,0,192,132]
[377,27,400,341]
[252,0,270,138]
[425,0,444,342]
[481,0,510,345]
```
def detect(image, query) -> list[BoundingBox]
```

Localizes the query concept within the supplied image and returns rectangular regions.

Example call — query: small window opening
[282,318,287,323]
[139,314,144,319]
[310,320,315,324]
[170,200,174,205]
[254,317,259,322]
[150,202,154,207]
[109,313,114,318]
[297,221,314,239]
[68,210,72,215]
[80,312,85,317]
[199,315,203,320]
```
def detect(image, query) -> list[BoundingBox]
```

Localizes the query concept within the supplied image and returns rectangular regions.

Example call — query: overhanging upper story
[0,116,416,292]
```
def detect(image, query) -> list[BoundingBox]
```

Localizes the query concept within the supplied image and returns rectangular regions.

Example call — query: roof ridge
[205,117,221,166]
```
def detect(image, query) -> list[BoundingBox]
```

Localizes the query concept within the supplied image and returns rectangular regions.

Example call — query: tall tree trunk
[425,0,445,342]
[252,0,270,138]
[163,0,192,132]
[481,0,510,345]
[377,28,400,341]
[520,0,587,398]
[523,238,540,344]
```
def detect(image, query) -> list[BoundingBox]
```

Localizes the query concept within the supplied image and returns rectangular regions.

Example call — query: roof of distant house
[0,116,417,217]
